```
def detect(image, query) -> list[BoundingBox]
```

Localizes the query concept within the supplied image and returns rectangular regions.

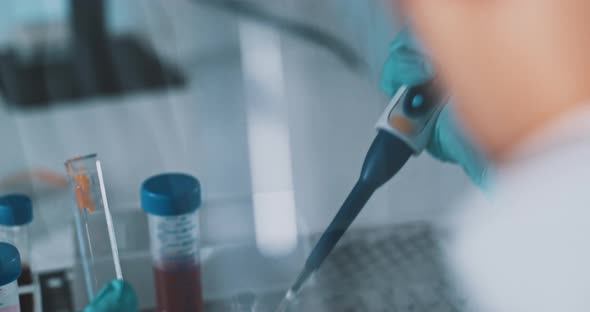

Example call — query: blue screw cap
[0,242,21,286]
[0,194,33,226]
[141,173,201,217]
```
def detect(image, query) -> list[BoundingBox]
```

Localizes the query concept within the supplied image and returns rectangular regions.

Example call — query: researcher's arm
[83,280,138,312]
[381,29,488,186]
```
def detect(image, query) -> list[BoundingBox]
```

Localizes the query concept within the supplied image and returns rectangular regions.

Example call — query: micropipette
[276,81,447,311]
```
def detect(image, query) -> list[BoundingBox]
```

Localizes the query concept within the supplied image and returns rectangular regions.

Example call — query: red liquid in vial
[18,263,34,312]
[154,265,204,312]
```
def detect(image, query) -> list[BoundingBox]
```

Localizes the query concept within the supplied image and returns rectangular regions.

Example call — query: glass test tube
[0,242,22,312]
[0,194,33,312]
[141,173,204,312]
[65,154,122,301]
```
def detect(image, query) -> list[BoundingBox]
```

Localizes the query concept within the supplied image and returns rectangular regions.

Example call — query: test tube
[0,194,34,312]
[65,154,123,302]
[0,242,21,311]
[141,173,204,312]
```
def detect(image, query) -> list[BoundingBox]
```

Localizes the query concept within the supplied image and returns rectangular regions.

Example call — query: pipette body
[279,81,446,307]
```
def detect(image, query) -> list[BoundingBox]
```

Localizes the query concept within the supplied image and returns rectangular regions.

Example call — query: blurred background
[0,0,473,310]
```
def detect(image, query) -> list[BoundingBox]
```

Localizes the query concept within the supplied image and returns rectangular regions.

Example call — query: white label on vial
[0,282,20,312]
[149,214,200,267]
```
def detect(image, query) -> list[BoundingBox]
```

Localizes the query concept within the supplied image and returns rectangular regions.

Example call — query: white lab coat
[447,105,590,311]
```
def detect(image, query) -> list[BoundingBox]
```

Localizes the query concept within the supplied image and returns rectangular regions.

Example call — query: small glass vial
[0,195,33,312]
[0,242,22,312]
[141,173,204,312]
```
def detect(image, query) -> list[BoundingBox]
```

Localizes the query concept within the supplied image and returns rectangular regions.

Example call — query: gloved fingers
[381,29,489,187]
[83,279,138,312]
[427,105,489,187]
[382,56,432,92]
[426,106,457,163]
[381,28,434,97]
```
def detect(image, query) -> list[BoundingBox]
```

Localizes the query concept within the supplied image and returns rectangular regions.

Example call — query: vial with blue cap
[141,173,204,312]
[0,242,22,312]
[0,194,33,312]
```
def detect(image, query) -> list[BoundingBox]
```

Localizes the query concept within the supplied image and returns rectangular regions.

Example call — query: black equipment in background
[0,0,185,110]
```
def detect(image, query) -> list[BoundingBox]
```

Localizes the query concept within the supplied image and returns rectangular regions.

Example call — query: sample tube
[0,242,22,312]
[0,195,33,312]
[65,154,123,302]
[141,173,204,312]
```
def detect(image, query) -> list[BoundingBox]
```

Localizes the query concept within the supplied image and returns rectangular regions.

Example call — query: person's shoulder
[445,144,590,312]
[496,143,590,209]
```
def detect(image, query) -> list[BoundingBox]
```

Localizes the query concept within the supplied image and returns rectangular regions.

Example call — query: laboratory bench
[203,222,466,311]
[33,221,465,311]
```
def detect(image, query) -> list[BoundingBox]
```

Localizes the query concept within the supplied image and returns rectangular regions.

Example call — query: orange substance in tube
[72,173,96,212]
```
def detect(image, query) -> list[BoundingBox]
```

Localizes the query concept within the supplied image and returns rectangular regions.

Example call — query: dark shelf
[0,0,185,110]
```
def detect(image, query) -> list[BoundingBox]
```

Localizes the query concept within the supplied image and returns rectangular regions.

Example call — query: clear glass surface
[0,225,30,264]
[65,154,122,302]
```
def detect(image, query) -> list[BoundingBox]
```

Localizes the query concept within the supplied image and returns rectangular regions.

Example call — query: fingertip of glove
[426,108,455,163]
[84,280,139,312]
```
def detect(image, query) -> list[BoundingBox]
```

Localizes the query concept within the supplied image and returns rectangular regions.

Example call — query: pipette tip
[285,289,295,300]
[275,290,296,312]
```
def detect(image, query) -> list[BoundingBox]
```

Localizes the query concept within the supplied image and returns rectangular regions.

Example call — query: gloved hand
[382,29,488,187]
[83,280,138,312]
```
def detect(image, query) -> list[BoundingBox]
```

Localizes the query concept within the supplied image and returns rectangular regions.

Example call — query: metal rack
[208,222,467,311]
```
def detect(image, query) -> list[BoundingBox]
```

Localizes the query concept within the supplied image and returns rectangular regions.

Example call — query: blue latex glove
[83,280,138,312]
[381,29,488,186]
